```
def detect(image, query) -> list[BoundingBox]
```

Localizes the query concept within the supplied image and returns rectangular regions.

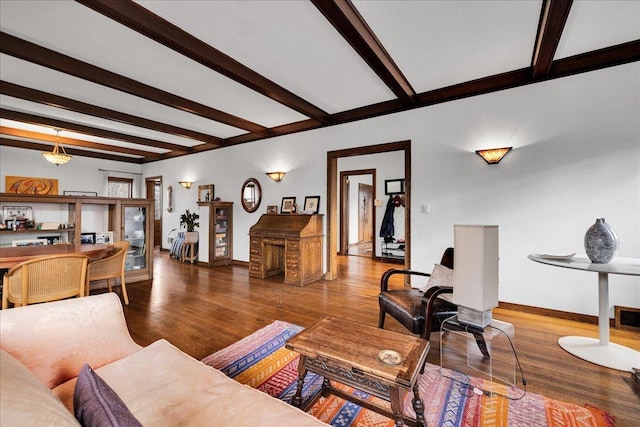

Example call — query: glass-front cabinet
[198,202,233,267]
[123,206,147,271]
[119,200,154,282]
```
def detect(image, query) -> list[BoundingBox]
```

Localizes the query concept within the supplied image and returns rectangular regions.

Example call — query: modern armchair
[378,247,489,359]
[86,240,130,305]
[2,254,89,309]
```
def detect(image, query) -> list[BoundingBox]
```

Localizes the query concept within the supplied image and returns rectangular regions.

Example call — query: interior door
[145,177,162,249]
[358,183,373,245]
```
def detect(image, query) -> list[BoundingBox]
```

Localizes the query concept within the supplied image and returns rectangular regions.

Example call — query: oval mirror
[241,178,262,213]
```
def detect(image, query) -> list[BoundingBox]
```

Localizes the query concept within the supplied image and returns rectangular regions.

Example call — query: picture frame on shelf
[303,196,320,214]
[266,205,278,214]
[80,232,96,244]
[96,231,114,244]
[280,197,296,214]
[3,206,33,221]
[38,235,62,245]
[12,239,48,247]
[63,191,98,197]
[198,184,214,202]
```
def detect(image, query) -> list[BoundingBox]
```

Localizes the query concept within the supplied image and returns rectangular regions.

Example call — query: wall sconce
[475,147,512,164]
[179,181,192,189]
[266,172,286,182]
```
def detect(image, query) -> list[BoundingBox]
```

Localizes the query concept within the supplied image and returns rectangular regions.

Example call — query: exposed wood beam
[0,81,224,148]
[532,0,573,77]
[0,109,190,153]
[0,137,144,163]
[0,32,270,136]
[75,0,328,123]
[311,0,415,104]
[0,126,162,159]
[549,39,640,76]
[226,41,640,147]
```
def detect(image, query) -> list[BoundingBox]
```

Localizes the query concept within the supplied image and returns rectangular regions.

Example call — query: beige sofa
[0,293,328,426]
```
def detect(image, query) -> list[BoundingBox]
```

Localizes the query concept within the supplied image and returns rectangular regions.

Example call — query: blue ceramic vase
[584,218,619,263]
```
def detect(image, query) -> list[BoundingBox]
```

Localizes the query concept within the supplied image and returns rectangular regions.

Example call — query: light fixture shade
[453,225,499,326]
[476,147,512,164]
[179,181,193,189]
[266,172,286,182]
[42,130,72,165]
[42,150,72,165]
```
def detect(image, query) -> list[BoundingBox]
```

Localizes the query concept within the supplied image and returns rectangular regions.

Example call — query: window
[108,177,133,198]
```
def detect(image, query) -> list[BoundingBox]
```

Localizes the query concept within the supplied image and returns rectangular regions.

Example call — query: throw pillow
[418,263,453,292]
[74,364,141,427]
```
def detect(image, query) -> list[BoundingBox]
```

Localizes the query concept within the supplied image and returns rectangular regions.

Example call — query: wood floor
[116,250,639,426]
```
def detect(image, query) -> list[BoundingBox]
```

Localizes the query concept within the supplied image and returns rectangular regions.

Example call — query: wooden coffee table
[286,316,429,427]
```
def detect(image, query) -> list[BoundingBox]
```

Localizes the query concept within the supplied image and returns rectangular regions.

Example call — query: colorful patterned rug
[202,320,615,427]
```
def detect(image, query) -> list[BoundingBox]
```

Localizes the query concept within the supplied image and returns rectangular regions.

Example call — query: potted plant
[180,209,200,243]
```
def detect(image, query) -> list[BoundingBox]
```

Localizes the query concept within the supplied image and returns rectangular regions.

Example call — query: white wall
[3,62,638,318]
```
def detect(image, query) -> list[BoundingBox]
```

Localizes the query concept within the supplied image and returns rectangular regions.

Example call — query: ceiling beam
[0,109,190,153]
[532,0,573,77]
[311,0,415,104]
[75,0,329,124]
[225,41,640,147]
[0,81,224,148]
[0,32,270,136]
[549,39,640,76]
[0,137,144,163]
[0,126,163,159]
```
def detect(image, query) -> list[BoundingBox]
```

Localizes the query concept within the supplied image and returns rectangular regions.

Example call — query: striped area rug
[201,320,615,427]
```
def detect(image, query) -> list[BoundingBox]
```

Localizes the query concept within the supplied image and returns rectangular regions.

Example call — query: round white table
[528,254,640,371]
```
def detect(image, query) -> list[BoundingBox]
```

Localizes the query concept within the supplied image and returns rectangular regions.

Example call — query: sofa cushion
[0,349,80,426]
[74,364,141,427]
[0,294,142,389]
[55,339,328,426]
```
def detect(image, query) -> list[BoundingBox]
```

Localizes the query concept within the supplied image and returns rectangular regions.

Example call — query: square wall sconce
[179,181,193,189]
[475,147,512,164]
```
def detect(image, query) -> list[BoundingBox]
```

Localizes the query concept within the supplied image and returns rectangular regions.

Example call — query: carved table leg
[292,355,307,408]
[389,386,404,427]
[322,377,331,397]
[412,382,426,427]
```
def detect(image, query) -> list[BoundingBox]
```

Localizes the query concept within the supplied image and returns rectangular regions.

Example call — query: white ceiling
[0,0,638,163]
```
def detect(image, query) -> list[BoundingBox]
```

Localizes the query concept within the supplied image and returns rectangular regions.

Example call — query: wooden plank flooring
[116,250,639,426]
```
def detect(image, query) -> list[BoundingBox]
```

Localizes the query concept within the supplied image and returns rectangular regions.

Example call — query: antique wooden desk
[249,214,323,286]
[286,316,429,427]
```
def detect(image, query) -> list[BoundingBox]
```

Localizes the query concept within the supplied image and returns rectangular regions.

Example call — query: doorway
[340,170,375,258]
[145,176,162,249]
[326,140,411,280]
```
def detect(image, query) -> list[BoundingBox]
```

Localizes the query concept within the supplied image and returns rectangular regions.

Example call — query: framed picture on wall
[280,197,296,214]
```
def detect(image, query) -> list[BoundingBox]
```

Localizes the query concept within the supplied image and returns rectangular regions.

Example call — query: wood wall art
[6,176,59,195]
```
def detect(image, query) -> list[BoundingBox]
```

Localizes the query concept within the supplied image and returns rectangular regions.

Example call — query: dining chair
[2,254,89,309]
[86,240,130,305]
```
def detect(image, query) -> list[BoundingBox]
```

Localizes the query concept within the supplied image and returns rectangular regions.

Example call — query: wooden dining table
[0,244,113,269]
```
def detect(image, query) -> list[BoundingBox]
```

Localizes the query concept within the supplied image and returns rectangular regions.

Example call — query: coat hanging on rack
[380,196,395,239]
